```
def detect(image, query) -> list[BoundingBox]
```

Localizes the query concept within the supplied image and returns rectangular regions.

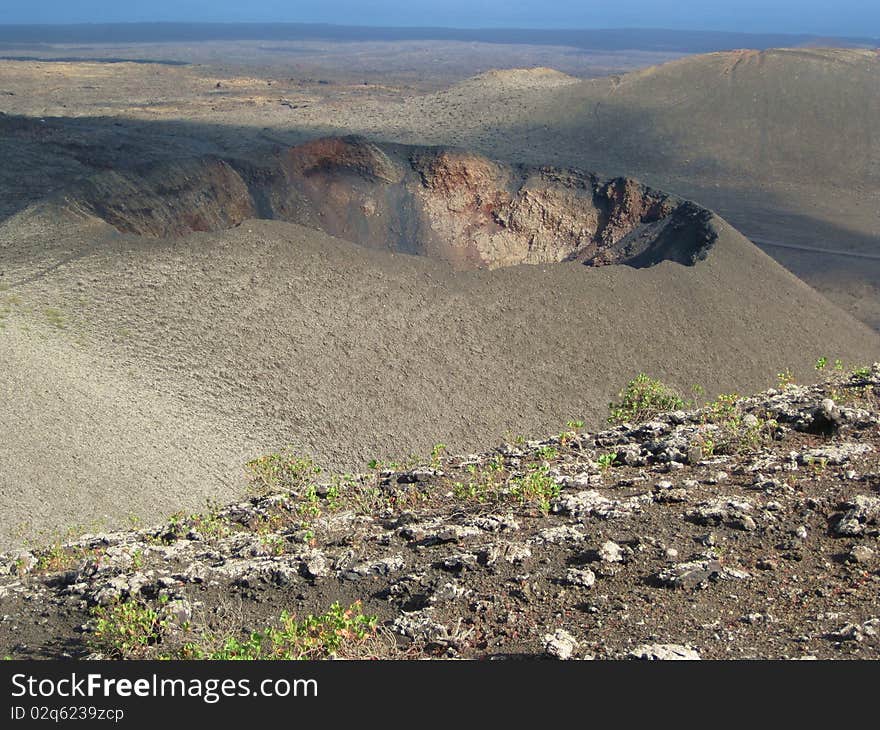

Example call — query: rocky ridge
[1,365,878,659]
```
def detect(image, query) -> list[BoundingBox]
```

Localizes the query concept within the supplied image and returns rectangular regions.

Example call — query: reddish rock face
[69,136,717,270]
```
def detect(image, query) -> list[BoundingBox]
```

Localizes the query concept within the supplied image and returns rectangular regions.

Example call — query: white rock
[543,629,579,660]
[630,643,701,660]
[599,540,623,563]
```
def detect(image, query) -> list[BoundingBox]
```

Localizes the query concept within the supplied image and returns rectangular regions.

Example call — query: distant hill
[294,48,880,329]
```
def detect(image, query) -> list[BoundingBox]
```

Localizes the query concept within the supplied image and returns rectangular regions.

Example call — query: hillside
[2,366,878,659]
[285,49,880,329]
[1,138,878,548]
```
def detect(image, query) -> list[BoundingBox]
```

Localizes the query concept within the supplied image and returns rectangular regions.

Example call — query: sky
[2,1,879,38]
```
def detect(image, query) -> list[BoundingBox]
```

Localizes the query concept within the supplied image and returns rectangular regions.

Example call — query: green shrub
[246,449,320,495]
[178,602,377,660]
[608,374,685,425]
[91,599,168,658]
[508,464,560,513]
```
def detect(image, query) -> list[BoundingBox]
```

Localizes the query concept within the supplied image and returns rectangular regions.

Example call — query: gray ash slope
[1,366,879,659]
[0,136,878,550]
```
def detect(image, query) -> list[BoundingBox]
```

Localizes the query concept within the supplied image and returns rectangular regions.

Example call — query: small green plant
[558,420,585,445]
[815,356,828,371]
[177,602,377,660]
[324,481,341,510]
[430,443,447,468]
[597,452,617,470]
[776,369,795,388]
[534,445,558,461]
[246,449,320,495]
[804,455,828,473]
[608,374,685,425]
[296,484,322,518]
[91,599,169,659]
[366,458,402,472]
[508,464,560,514]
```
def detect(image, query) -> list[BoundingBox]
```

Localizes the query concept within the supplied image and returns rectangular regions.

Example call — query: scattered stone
[847,545,875,565]
[802,443,872,466]
[552,490,648,519]
[300,550,329,579]
[532,525,586,545]
[656,559,722,588]
[562,568,596,588]
[543,629,579,660]
[686,497,754,527]
[440,552,479,571]
[831,623,864,642]
[835,495,880,536]
[598,540,623,563]
[501,543,532,565]
[341,554,406,580]
[808,399,842,434]
[742,413,761,429]
[629,643,701,660]
[162,599,192,627]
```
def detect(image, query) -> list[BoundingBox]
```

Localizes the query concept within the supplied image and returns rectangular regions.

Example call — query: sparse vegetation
[534,444,558,461]
[246,449,320,496]
[558,419,585,445]
[597,452,617,470]
[608,374,685,425]
[91,597,169,659]
[177,601,377,660]
[30,541,104,575]
[507,464,560,514]
[430,443,447,468]
[90,598,377,660]
[696,392,776,456]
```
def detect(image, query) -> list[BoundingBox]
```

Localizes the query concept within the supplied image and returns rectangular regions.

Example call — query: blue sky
[2,1,879,37]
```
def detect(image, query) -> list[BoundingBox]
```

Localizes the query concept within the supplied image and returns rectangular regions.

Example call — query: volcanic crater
[63,135,717,270]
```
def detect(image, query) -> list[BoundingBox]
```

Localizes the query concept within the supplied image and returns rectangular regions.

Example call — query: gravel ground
[1,367,878,660]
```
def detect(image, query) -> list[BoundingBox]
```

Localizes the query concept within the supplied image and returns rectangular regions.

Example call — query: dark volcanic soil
[1,367,878,660]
